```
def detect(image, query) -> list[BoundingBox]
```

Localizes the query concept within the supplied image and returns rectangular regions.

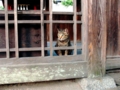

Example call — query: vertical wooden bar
[118,0,120,55]
[88,0,107,78]
[100,0,107,76]
[82,0,88,60]
[49,0,53,56]
[40,0,45,57]
[73,0,77,55]
[14,0,19,58]
[5,0,9,58]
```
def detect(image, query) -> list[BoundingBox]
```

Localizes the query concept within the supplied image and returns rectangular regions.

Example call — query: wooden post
[88,0,107,78]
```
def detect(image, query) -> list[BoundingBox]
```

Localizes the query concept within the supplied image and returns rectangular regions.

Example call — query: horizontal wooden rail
[107,55,120,58]
[0,11,82,15]
[0,47,82,52]
[19,48,41,51]
[0,20,82,24]
[0,49,6,52]
[0,20,41,24]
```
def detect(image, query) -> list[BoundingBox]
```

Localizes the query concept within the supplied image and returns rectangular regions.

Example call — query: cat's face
[57,28,69,41]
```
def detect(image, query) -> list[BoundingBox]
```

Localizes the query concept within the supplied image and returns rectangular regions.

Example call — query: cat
[55,28,72,56]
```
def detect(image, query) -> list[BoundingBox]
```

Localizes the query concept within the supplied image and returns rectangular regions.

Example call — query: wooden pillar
[88,0,107,78]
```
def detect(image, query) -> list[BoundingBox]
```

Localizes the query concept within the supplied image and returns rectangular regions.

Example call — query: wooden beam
[40,0,45,57]
[73,0,77,55]
[49,0,53,56]
[82,0,88,60]
[14,0,19,58]
[0,57,119,85]
[87,0,107,78]
[4,0,10,58]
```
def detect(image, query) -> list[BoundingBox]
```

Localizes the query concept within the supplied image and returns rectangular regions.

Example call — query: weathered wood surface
[0,61,87,84]
[14,0,19,58]
[82,0,88,60]
[106,0,119,56]
[87,0,107,78]
[0,57,118,84]
[5,0,9,58]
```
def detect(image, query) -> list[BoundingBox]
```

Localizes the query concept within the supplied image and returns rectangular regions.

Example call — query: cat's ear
[65,28,69,33]
[57,28,60,32]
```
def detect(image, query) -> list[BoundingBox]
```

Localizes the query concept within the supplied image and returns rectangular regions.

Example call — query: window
[0,0,87,84]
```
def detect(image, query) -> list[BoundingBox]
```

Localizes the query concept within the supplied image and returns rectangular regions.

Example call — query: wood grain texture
[106,0,119,56]
[5,0,10,58]
[82,0,88,60]
[88,0,107,78]
[14,0,19,58]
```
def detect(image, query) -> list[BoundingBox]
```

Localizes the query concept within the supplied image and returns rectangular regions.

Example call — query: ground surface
[0,74,119,90]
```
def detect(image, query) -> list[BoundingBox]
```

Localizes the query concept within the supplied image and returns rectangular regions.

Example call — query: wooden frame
[0,0,119,84]
[0,0,84,84]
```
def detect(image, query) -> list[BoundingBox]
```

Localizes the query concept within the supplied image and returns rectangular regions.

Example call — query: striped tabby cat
[55,28,72,56]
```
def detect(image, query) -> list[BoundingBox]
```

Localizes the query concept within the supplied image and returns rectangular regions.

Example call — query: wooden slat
[0,20,81,24]
[52,21,74,23]
[53,46,82,50]
[0,20,14,23]
[0,21,6,24]
[0,11,82,15]
[10,48,15,52]
[77,21,82,23]
[5,0,10,58]
[14,0,19,58]
[82,0,88,60]
[18,20,41,23]
[0,56,119,70]
[43,20,50,23]
[17,10,41,14]
[0,20,41,24]
[106,59,120,69]
[1,10,40,14]
[41,0,44,57]
[53,47,75,50]
[73,0,77,55]
[100,0,107,76]
[49,0,53,56]
[44,20,82,23]
[9,46,82,51]
[77,12,82,15]
[0,55,83,65]
[52,12,74,15]
[19,48,42,51]
[107,55,120,58]
[0,11,5,14]
[0,49,6,52]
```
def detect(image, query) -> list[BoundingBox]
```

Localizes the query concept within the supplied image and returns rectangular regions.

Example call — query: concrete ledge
[0,61,87,84]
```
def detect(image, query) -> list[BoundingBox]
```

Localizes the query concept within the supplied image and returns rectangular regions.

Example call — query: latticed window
[0,0,88,84]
